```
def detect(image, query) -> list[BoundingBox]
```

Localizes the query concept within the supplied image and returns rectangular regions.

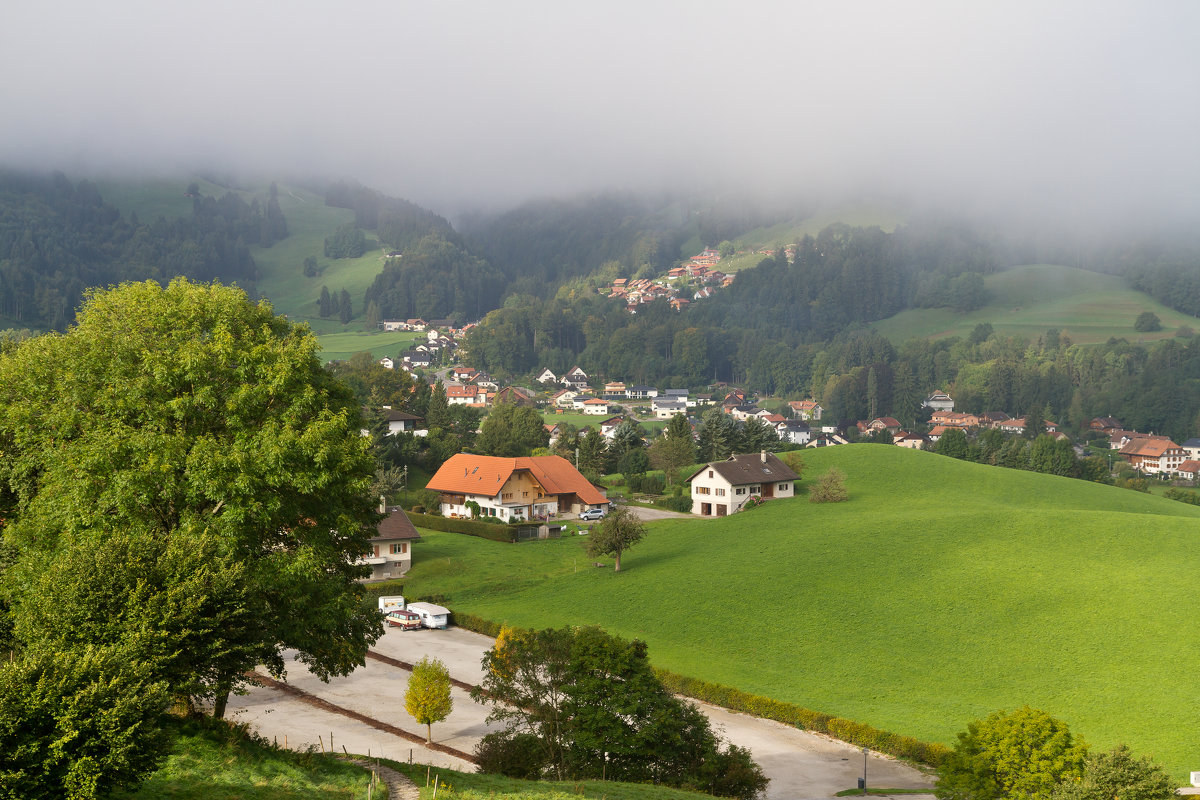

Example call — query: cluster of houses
[376,320,478,372]
[605,248,738,313]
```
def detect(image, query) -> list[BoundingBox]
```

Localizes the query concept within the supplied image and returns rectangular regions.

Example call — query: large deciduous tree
[472,626,767,799]
[1050,745,1175,800]
[477,402,550,457]
[935,707,1087,800]
[0,279,383,718]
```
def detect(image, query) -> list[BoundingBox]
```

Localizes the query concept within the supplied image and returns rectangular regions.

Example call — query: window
[695,486,711,495]
[390,543,407,555]
[779,483,789,491]
[708,470,713,478]
[735,487,745,495]
[715,488,725,496]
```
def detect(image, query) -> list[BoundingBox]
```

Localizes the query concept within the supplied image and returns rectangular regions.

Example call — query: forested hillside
[0,171,273,329]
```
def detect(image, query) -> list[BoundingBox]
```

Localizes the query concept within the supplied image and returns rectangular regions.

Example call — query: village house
[652,397,688,419]
[627,385,657,400]
[582,398,612,416]
[1180,438,1200,459]
[930,411,980,429]
[561,366,589,390]
[545,422,562,447]
[978,411,1011,427]
[426,453,609,522]
[494,386,535,407]
[599,416,627,440]
[1175,459,1200,482]
[788,400,823,421]
[1089,416,1124,433]
[378,356,395,370]
[379,320,405,332]
[864,417,903,435]
[402,350,432,370]
[1120,436,1187,475]
[552,388,578,407]
[922,391,955,411]
[688,451,799,516]
[895,432,930,449]
[535,367,558,384]
[357,506,421,581]
[445,384,482,405]
[998,417,1059,435]
[775,419,812,445]
[603,381,627,399]
[379,408,426,436]
[807,433,849,448]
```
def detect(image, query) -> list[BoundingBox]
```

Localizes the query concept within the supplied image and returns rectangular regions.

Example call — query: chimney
[379,495,387,514]
[761,450,767,463]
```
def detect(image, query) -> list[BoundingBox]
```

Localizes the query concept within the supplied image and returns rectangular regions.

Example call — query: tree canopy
[0,278,382,718]
[405,656,453,744]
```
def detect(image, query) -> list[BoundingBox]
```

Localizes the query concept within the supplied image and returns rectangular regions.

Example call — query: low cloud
[3,1,1197,227]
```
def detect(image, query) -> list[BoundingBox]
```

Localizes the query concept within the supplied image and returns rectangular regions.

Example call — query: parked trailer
[406,601,450,629]
[378,595,405,615]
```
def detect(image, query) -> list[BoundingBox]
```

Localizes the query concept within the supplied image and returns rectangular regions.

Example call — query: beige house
[427,453,609,522]
[687,451,799,517]
[358,508,421,581]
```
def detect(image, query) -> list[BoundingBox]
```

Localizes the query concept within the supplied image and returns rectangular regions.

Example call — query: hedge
[653,668,951,767]
[442,610,949,768]
[407,511,516,543]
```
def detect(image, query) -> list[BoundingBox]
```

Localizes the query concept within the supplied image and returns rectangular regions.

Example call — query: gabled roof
[1178,459,1200,473]
[1181,438,1200,449]
[1120,437,1181,458]
[371,509,421,543]
[686,452,799,486]
[427,454,608,505]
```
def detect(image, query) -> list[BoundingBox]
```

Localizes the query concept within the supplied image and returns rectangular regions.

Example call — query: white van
[406,601,450,629]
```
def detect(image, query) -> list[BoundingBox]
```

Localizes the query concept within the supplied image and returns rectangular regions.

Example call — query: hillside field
[401,445,1200,780]
[872,264,1200,344]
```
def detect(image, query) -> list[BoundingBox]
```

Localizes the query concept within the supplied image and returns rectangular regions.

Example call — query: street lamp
[860,747,868,790]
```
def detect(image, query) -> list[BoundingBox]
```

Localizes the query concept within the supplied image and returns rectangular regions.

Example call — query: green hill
[401,446,1200,780]
[872,264,1200,344]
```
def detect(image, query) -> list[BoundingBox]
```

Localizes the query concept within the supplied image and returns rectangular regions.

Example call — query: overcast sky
[3,1,1198,225]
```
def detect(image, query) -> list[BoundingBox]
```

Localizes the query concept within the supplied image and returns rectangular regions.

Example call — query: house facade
[687,451,799,516]
[922,391,955,411]
[358,508,421,581]
[1120,437,1187,475]
[788,400,823,421]
[427,454,609,522]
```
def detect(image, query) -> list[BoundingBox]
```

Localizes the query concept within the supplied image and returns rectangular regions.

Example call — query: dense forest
[0,171,275,329]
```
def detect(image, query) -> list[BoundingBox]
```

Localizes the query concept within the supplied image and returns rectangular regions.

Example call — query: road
[229,627,936,800]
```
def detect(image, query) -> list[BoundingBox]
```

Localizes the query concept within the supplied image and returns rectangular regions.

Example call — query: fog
[3,1,1198,226]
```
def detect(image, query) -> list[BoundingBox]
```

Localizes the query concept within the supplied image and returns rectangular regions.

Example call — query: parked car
[385,609,422,630]
[579,507,606,521]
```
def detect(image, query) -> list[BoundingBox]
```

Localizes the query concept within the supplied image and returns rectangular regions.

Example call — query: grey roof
[1182,438,1200,449]
[686,452,799,486]
[664,388,688,396]
[371,509,422,543]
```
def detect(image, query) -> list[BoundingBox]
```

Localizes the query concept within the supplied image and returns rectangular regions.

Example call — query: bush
[809,468,849,503]
[1134,311,1162,332]
[474,731,545,779]
[627,473,665,495]
[653,494,693,512]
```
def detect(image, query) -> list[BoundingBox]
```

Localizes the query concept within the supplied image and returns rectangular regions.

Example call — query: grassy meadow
[114,717,375,800]
[402,445,1200,780]
[315,329,424,363]
[872,264,1200,344]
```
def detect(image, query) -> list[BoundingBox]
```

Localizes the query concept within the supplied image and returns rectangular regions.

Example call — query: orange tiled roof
[1120,437,1180,458]
[426,454,608,505]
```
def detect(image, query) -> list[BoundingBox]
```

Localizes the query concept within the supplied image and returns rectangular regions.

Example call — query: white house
[535,368,558,384]
[922,391,955,411]
[775,419,811,445]
[561,366,589,390]
[687,451,799,516]
[357,507,421,581]
[582,398,611,415]
[788,400,823,421]
[653,398,687,419]
[378,357,395,370]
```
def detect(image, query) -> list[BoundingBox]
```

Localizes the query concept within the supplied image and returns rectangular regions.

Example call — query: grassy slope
[403,446,1200,779]
[388,760,717,800]
[873,264,1200,344]
[114,717,374,800]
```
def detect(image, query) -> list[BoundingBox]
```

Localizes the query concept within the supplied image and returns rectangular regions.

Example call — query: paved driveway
[230,627,935,800]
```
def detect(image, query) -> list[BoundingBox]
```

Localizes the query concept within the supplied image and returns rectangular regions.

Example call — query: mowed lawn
[402,445,1200,780]
[873,264,1200,344]
[315,329,423,362]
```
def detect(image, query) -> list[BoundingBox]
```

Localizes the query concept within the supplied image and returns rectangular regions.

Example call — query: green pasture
[250,186,392,327]
[314,329,424,363]
[541,408,667,436]
[872,264,1200,345]
[114,717,373,799]
[403,445,1200,780]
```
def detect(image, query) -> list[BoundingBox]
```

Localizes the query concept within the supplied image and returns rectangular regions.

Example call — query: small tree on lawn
[586,505,646,572]
[809,468,848,503]
[405,656,452,743]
